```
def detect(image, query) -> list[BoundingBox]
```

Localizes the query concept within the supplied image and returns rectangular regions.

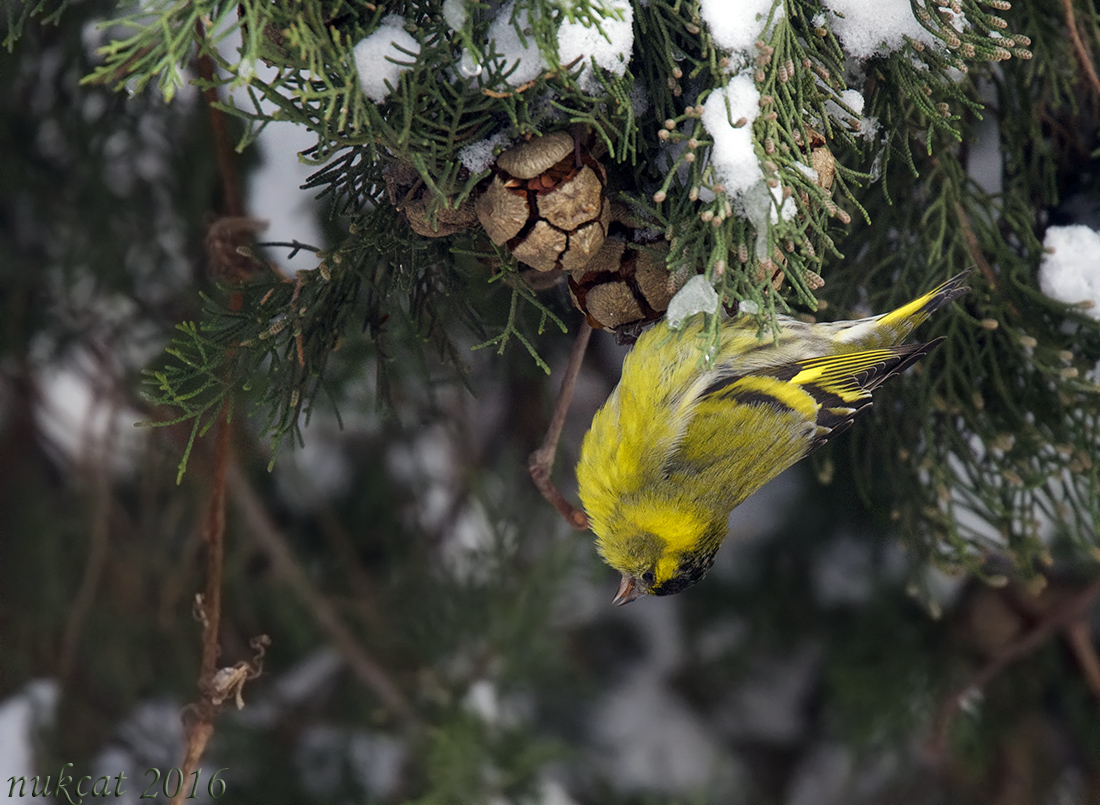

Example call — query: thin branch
[1064,618,1100,706]
[314,503,386,628]
[194,21,243,217]
[927,573,1100,759]
[176,720,214,799]
[172,397,232,805]
[227,463,415,725]
[953,201,997,290]
[199,399,231,684]
[58,363,120,679]
[528,321,592,530]
[1062,0,1100,108]
[172,24,247,804]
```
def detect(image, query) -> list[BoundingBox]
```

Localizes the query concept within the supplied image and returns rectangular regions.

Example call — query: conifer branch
[1064,618,1100,706]
[1062,0,1100,106]
[227,463,415,724]
[58,352,121,680]
[175,31,246,802]
[928,573,1100,760]
[529,320,591,530]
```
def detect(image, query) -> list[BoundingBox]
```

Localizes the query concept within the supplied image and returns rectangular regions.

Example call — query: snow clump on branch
[487,1,547,86]
[353,15,421,103]
[556,0,634,92]
[1040,226,1100,320]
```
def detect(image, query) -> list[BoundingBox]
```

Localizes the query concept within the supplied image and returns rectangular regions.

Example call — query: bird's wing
[662,339,943,493]
[778,338,941,450]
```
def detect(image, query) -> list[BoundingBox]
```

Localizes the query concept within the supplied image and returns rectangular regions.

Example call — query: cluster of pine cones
[385,131,683,331]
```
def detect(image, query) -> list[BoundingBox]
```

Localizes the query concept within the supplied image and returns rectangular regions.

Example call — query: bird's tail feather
[877,269,972,333]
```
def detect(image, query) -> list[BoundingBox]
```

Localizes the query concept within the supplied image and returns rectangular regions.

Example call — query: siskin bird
[575,271,970,604]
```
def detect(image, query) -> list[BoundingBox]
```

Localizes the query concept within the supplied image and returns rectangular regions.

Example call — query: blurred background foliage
[3,1,1100,804]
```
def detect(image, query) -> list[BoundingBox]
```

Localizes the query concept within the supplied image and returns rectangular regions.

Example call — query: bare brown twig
[927,573,1100,760]
[171,23,251,803]
[1062,0,1100,108]
[198,398,231,684]
[194,25,243,218]
[226,463,415,724]
[172,397,232,805]
[59,353,122,679]
[528,321,592,530]
[953,201,998,291]
[1064,618,1100,705]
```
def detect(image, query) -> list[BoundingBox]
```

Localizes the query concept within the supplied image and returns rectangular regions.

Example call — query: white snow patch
[0,680,59,787]
[841,87,865,115]
[218,30,323,271]
[348,731,406,799]
[459,131,509,174]
[949,7,969,33]
[821,0,937,59]
[701,75,763,197]
[463,679,528,728]
[859,115,880,141]
[590,669,739,796]
[557,0,634,92]
[737,180,796,257]
[666,275,720,327]
[767,180,797,223]
[794,160,819,183]
[535,776,583,805]
[1039,225,1100,318]
[442,0,468,31]
[826,88,865,125]
[116,699,187,766]
[699,0,784,57]
[353,15,421,103]
[487,1,547,86]
[37,357,146,476]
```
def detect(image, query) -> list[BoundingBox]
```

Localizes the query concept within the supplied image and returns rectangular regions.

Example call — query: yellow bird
[576,271,970,604]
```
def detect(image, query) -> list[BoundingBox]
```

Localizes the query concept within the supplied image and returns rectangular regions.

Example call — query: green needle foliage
[823,0,1100,583]
[7,1,1100,799]
[61,0,1100,580]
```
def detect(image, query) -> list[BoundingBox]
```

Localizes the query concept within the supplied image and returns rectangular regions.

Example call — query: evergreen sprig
[3,0,70,50]
[831,61,1100,579]
[79,0,1032,337]
[141,253,365,479]
[89,0,1096,583]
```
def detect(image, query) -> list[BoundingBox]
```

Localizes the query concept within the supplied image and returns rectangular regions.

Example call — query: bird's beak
[612,573,644,606]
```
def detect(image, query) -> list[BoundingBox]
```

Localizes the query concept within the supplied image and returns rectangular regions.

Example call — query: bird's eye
[641,570,656,586]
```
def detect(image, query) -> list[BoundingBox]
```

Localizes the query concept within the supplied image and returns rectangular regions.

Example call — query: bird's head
[598,526,722,604]
[611,546,720,603]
